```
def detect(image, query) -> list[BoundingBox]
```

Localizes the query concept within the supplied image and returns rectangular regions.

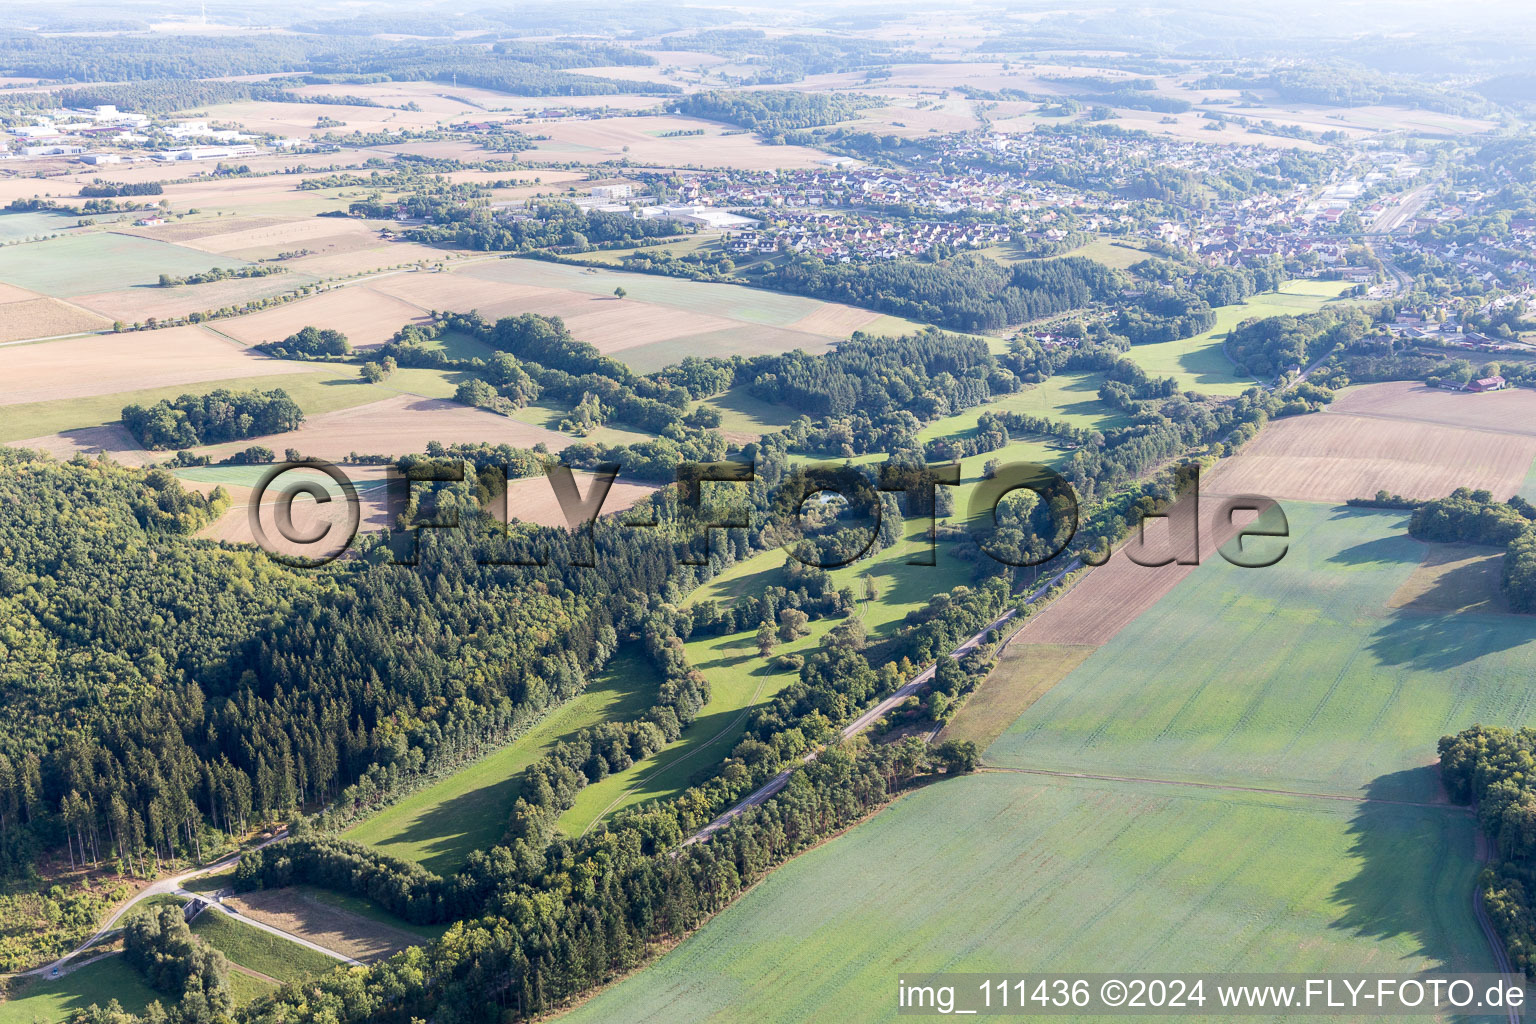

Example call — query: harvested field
[0,325,310,406]
[0,296,110,341]
[8,424,150,466]
[197,472,393,561]
[1203,412,1536,503]
[364,268,555,320]
[186,216,385,256]
[1386,543,1511,615]
[221,888,421,962]
[615,325,835,373]
[284,242,456,279]
[111,214,289,245]
[213,284,430,348]
[193,394,570,461]
[562,305,740,355]
[496,471,661,527]
[0,281,42,303]
[370,261,863,370]
[1327,379,1536,434]
[520,116,836,169]
[784,303,882,336]
[1012,494,1275,647]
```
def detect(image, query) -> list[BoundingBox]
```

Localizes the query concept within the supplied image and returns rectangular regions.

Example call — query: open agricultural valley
[4,1,1536,1022]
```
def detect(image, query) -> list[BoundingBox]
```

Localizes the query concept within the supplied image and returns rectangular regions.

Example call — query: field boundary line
[977,766,1469,811]
[1473,829,1522,1024]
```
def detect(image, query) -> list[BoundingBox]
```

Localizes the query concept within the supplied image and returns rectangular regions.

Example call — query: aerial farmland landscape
[4,0,1536,1022]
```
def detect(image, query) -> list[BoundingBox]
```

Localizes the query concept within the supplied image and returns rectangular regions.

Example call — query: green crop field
[916,369,1132,445]
[0,212,89,246]
[0,232,250,298]
[343,648,661,874]
[988,502,1536,802]
[506,399,655,447]
[1121,280,1354,396]
[0,955,159,1024]
[191,908,341,983]
[558,772,1489,1024]
[700,386,802,438]
[0,364,466,444]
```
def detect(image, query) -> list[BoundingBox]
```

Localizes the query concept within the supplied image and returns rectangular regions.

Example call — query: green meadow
[913,368,1131,444]
[191,909,339,983]
[0,956,158,1024]
[1121,279,1354,396]
[559,514,981,834]
[342,648,661,874]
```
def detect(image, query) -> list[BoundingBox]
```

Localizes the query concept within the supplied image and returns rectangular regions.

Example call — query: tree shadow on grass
[375,652,659,875]
[1366,609,1531,674]
[1330,768,1506,1022]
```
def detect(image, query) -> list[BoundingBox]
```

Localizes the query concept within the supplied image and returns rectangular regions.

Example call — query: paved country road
[19,831,290,979]
[684,561,1079,845]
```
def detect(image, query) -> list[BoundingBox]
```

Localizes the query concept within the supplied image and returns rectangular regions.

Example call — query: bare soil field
[193,394,570,461]
[1386,543,1511,615]
[213,284,430,348]
[1326,380,1536,433]
[0,296,110,342]
[185,216,385,256]
[0,325,310,406]
[495,471,661,527]
[221,888,418,962]
[1203,413,1536,503]
[8,424,151,466]
[0,281,44,303]
[1013,497,1267,647]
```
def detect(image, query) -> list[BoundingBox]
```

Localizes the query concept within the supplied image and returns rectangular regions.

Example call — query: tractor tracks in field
[976,765,1469,812]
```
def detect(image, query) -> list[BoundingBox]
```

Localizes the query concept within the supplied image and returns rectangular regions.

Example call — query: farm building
[1466,375,1507,392]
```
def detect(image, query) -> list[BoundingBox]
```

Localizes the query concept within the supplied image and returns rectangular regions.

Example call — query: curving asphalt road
[20,831,290,980]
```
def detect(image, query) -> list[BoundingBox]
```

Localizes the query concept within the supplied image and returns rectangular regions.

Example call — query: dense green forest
[756,253,1123,332]
[123,906,232,1020]
[1441,725,1536,975]
[122,389,305,449]
[665,89,868,131]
